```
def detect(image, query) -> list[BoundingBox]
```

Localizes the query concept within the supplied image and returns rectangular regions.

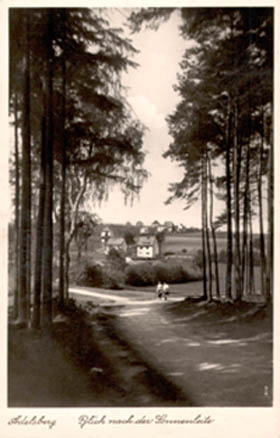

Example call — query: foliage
[9,7,149,327]
[125,263,156,287]
[106,248,126,271]
[125,259,202,286]
[76,262,125,290]
[76,263,105,288]
[123,230,136,246]
[193,249,204,270]
[102,268,125,290]
[129,7,273,302]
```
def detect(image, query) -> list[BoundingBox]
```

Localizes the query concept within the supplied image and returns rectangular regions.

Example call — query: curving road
[69,286,185,306]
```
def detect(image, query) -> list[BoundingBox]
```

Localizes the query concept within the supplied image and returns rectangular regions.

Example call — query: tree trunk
[204,152,212,301]
[76,238,82,263]
[17,14,31,327]
[233,101,242,300]
[225,96,233,301]
[13,93,20,319]
[59,24,67,307]
[241,189,248,299]
[266,116,273,302]
[201,159,208,301]
[32,107,46,329]
[241,119,251,299]
[59,152,66,306]
[257,106,267,297]
[248,194,255,296]
[42,11,54,331]
[207,151,220,300]
[64,172,88,299]
[65,240,71,302]
[65,217,80,301]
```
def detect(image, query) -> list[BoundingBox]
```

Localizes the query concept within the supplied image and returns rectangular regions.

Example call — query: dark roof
[136,235,157,246]
[107,237,126,246]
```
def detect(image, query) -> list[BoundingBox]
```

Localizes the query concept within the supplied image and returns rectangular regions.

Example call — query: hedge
[125,259,202,287]
[76,263,125,289]
[76,258,202,289]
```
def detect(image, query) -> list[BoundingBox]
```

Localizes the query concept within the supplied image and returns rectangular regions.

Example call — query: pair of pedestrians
[156,282,170,300]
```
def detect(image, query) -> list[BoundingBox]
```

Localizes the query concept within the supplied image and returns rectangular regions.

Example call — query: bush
[76,263,104,287]
[125,262,156,286]
[76,263,125,289]
[180,262,202,281]
[102,267,125,290]
[125,259,202,286]
[106,248,126,271]
[153,261,172,282]
[193,249,204,269]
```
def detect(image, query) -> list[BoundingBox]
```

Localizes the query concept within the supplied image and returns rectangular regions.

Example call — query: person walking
[156,282,163,299]
[162,282,170,300]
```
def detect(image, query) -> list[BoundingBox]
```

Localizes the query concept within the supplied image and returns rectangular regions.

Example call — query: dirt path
[111,303,272,406]
[69,286,185,305]
[70,286,273,407]
[9,286,272,407]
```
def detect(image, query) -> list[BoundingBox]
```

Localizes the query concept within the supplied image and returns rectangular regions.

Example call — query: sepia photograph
[2,1,278,434]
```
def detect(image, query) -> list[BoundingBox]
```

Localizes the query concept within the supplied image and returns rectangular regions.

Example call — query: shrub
[102,267,125,290]
[153,261,172,282]
[193,249,204,269]
[180,262,202,281]
[106,248,126,271]
[76,263,104,287]
[125,259,202,286]
[76,263,125,289]
[125,263,156,286]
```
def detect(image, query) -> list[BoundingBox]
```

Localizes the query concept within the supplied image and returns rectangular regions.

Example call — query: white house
[139,226,150,235]
[136,235,159,259]
[101,227,112,247]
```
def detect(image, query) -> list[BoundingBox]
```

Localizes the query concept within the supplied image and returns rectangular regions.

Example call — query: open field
[163,234,227,255]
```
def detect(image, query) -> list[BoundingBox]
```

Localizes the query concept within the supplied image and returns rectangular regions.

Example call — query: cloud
[128,94,170,166]
[128,95,166,130]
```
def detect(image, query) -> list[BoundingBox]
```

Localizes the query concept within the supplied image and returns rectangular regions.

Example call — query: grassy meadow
[163,233,227,256]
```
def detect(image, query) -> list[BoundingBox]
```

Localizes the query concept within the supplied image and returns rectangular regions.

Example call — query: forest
[9,7,273,328]
[9,8,148,329]
[130,7,273,303]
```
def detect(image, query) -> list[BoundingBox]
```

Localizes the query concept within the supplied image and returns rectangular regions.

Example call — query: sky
[93,8,208,227]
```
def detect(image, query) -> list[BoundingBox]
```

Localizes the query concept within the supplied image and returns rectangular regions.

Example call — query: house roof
[107,237,126,246]
[136,235,157,246]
